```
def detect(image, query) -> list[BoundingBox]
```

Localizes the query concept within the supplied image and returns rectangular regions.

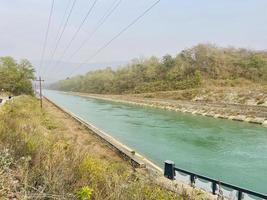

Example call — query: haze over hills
[49,44,267,94]
[31,59,127,83]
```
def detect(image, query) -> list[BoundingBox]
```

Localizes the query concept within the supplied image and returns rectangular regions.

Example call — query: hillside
[50,44,267,95]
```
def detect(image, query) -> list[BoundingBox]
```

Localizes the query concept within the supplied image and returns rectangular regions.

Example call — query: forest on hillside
[50,44,267,94]
[0,57,35,95]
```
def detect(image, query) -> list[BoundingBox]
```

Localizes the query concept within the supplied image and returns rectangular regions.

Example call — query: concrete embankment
[69,92,267,127]
[44,97,158,170]
[44,96,217,200]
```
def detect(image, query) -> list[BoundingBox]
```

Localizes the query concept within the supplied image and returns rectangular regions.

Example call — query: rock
[214,114,226,118]
[193,96,205,101]
[249,117,265,124]
[261,98,267,106]
[232,115,246,122]
[228,116,235,120]
[205,112,214,117]
[246,99,257,106]
[244,117,253,122]
[218,115,228,119]
[195,110,202,115]
[167,106,173,110]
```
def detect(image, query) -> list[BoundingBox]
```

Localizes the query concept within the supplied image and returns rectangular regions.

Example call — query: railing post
[164,160,175,180]
[190,174,196,187]
[162,161,267,199]
[211,182,217,195]
[237,191,243,200]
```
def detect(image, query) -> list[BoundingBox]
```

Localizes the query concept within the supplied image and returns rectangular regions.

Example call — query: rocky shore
[70,92,267,127]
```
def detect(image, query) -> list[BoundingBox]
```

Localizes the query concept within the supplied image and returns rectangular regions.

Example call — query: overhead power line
[39,0,55,76]
[69,0,122,60]
[52,0,122,77]
[44,0,77,77]
[43,0,72,76]
[52,0,99,71]
[66,0,161,77]
[54,0,73,48]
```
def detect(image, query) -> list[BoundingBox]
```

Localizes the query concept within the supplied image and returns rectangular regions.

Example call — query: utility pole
[34,82,37,95]
[35,76,44,109]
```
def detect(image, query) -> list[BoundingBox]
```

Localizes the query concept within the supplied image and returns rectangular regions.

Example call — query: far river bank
[67,91,267,127]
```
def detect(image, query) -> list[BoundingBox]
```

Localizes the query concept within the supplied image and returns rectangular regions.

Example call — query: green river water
[44,90,267,196]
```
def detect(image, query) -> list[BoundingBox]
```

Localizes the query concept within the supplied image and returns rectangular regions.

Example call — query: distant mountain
[30,59,127,84]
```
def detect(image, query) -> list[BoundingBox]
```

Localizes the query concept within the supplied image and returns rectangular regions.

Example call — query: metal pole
[212,181,217,195]
[34,82,37,95]
[190,174,196,187]
[36,76,44,109]
[39,76,43,109]
[164,160,175,180]
[238,191,243,200]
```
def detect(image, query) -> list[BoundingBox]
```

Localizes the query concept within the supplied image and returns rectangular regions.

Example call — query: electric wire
[66,0,161,78]
[53,0,122,77]
[39,0,55,76]
[44,0,71,76]
[43,0,77,77]
[69,0,122,61]
[54,0,73,49]
[52,0,99,72]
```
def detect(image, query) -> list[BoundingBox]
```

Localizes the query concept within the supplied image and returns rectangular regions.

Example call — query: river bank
[45,90,267,196]
[44,90,267,196]
[68,90,267,127]
[0,95,216,199]
[43,96,218,200]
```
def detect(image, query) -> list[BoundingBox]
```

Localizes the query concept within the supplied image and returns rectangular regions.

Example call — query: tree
[162,54,175,68]
[49,44,267,94]
[0,56,35,95]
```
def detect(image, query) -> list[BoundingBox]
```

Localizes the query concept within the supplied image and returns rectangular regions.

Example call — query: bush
[77,186,93,200]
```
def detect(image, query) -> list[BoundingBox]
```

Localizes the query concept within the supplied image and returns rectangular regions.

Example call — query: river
[44,90,267,195]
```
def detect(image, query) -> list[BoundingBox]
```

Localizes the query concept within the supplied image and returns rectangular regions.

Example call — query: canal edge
[43,96,162,172]
[43,96,217,200]
[71,92,267,128]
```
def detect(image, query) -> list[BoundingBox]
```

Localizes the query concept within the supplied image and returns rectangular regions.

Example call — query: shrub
[77,186,93,200]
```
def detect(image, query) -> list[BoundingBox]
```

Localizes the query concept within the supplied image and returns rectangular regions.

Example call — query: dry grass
[0,96,202,200]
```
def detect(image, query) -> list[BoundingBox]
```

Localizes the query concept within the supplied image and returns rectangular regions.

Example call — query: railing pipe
[164,160,267,200]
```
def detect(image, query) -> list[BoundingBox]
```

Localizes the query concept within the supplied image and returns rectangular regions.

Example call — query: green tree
[0,56,35,95]
[49,44,267,94]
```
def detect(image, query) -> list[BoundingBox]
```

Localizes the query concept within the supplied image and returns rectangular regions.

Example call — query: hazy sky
[0,0,267,81]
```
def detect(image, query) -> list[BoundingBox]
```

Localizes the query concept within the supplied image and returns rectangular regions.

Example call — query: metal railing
[164,160,267,200]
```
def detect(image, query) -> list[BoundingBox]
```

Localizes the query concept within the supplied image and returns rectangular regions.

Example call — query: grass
[0,96,204,200]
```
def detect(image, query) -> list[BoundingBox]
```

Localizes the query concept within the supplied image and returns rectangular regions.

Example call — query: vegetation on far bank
[0,56,35,95]
[50,44,267,94]
[1,96,206,199]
